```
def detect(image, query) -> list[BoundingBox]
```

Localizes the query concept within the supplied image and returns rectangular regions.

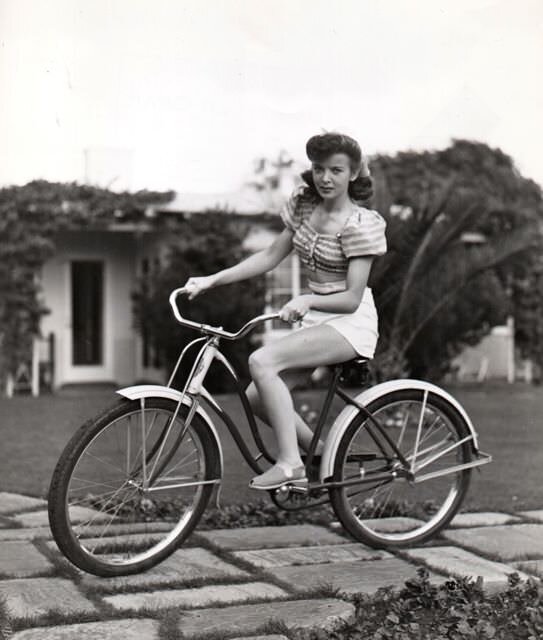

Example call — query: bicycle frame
[118,288,492,498]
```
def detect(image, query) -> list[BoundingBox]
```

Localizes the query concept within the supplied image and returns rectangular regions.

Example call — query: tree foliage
[369,140,543,380]
[3,139,542,392]
[133,211,268,391]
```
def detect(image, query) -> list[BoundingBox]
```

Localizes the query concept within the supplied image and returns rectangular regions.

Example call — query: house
[10,187,299,396]
[7,172,525,395]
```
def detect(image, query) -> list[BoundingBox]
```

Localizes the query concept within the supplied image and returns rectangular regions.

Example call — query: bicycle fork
[136,338,220,494]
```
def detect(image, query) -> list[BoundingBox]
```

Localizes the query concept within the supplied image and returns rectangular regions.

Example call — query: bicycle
[48,288,492,577]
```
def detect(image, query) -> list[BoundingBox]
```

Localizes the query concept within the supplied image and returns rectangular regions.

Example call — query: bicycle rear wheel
[48,398,220,576]
[329,389,472,547]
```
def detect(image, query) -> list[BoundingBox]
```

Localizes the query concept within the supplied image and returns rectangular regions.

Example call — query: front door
[66,260,111,382]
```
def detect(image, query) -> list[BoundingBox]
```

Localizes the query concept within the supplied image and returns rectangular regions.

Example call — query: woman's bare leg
[245,372,322,453]
[248,324,357,471]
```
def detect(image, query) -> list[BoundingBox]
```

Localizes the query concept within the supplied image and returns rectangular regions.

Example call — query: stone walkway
[0,492,542,639]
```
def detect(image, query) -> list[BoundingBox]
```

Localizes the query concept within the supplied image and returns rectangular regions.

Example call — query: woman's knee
[248,347,278,382]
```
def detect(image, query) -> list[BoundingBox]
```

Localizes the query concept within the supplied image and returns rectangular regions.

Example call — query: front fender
[116,385,223,480]
[320,379,479,481]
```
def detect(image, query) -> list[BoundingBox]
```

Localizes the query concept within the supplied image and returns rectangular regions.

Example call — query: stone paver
[45,521,174,551]
[0,527,52,541]
[10,619,160,639]
[198,524,348,551]
[519,510,543,523]
[0,578,96,619]
[404,546,529,588]
[47,532,169,555]
[444,524,543,560]
[81,547,249,591]
[0,541,53,577]
[177,598,355,637]
[267,557,444,595]
[13,507,110,528]
[231,637,289,640]
[72,521,173,537]
[2,498,543,638]
[360,517,424,533]
[233,543,392,568]
[514,559,543,577]
[450,512,520,527]
[105,581,287,611]
[0,492,47,515]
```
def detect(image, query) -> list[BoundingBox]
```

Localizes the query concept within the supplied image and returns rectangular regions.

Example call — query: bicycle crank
[270,482,329,511]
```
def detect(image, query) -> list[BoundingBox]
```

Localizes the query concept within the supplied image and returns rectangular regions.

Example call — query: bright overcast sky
[1,0,542,194]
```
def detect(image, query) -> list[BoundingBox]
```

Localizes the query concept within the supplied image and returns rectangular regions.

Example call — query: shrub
[134,210,268,391]
[293,569,543,640]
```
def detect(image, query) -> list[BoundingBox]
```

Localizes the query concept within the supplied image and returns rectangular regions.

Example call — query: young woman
[183,132,387,490]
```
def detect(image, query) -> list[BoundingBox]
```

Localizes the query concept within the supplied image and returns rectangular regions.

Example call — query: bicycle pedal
[287,479,309,494]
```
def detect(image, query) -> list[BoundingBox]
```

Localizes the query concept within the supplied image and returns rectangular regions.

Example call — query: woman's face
[311,153,357,201]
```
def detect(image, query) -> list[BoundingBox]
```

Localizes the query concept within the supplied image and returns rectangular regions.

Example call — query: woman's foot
[250,463,307,490]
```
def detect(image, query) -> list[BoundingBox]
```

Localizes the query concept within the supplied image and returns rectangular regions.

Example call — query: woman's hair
[301,132,373,202]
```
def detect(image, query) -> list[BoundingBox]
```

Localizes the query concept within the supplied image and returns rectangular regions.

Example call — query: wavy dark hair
[300,132,373,202]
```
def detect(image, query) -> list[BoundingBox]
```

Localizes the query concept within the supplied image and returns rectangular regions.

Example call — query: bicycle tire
[48,397,220,576]
[329,388,472,547]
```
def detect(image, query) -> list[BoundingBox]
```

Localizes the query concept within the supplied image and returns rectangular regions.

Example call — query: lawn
[0,381,541,513]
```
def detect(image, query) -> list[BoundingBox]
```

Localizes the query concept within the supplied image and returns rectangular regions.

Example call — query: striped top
[280,188,387,275]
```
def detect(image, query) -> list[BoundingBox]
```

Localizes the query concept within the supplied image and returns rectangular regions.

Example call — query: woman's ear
[350,168,361,182]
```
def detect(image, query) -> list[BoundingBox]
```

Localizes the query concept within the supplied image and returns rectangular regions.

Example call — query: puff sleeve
[341,208,387,258]
[279,187,305,231]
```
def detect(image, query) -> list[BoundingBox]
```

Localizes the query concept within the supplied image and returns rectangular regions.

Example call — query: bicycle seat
[342,356,369,367]
[338,357,370,383]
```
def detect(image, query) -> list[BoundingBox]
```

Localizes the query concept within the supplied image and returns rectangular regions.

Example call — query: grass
[0,381,542,512]
[0,393,541,640]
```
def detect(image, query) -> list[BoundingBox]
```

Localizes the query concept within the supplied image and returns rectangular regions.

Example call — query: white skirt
[300,287,379,358]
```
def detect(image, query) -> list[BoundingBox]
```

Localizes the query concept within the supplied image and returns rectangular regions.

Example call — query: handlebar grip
[168,288,198,327]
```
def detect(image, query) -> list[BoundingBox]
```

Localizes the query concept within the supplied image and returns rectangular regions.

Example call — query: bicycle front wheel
[329,389,472,547]
[48,398,220,576]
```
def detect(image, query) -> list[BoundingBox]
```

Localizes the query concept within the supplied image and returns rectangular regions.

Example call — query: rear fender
[320,379,479,481]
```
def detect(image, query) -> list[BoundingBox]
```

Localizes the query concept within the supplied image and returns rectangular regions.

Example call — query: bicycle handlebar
[168,288,280,340]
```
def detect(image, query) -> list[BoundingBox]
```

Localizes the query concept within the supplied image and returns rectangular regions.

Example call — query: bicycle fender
[116,384,223,479]
[320,379,479,482]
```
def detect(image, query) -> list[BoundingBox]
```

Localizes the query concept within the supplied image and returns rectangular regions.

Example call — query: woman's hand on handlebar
[279,295,312,323]
[182,275,217,300]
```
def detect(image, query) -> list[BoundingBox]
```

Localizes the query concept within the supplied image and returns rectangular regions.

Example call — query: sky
[1,0,542,195]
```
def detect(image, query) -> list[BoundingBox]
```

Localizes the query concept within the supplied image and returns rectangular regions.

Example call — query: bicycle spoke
[158,451,199,477]
[71,481,134,536]
[83,489,141,552]
[69,479,125,493]
[50,399,217,576]
[331,391,472,546]
[82,451,127,476]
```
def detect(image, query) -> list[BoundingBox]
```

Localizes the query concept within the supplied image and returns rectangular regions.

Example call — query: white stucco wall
[41,230,138,387]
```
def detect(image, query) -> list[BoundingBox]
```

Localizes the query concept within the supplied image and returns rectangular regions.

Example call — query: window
[71,261,103,365]
[140,256,162,369]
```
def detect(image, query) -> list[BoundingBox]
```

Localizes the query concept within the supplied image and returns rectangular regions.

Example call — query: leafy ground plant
[0,594,12,640]
[292,569,542,640]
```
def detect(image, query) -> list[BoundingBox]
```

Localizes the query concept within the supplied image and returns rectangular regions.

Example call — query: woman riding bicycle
[183,132,387,491]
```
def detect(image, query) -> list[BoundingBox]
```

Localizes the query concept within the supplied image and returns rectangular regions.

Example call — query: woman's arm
[280,256,374,322]
[184,229,294,299]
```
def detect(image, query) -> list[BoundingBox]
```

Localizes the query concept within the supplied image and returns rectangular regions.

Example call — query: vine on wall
[0,180,174,390]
